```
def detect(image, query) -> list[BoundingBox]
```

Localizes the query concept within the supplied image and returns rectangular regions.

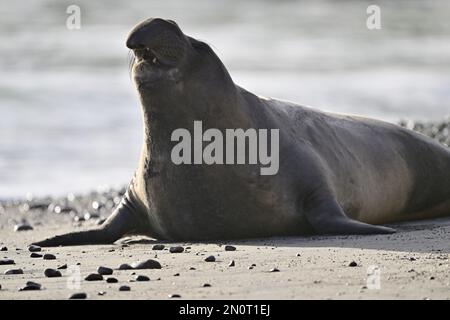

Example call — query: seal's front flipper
[32,193,144,247]
[303,194,396,235]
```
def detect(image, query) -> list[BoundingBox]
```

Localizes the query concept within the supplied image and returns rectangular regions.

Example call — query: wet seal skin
[33,18,450,246]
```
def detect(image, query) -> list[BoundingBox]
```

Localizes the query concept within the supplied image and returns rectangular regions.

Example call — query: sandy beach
[0,210,449,300]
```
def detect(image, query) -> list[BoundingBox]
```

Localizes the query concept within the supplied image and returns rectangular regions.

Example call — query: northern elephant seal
[34,18,450,246]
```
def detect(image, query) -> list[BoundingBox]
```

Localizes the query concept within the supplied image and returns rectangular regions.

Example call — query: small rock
[296,253,301,257]
[169,246,184,253]
[119,285,131,291]
[57,264,68,270]
[152,244,165,250]
[92,201,103,211]
[269,268,280,273]
[19,281,41,291]
[173,273,180,277]
[30,253,42,258]
[229,260,235,267]
[69,292,87,299]
[1,246,8,251]
[97,266,113,275]
[118,263,133,270]
[224,245,236,251]
[106,277,118,283]
[73,216,85,222]
[98,291,106,296]
[84,212,99,220]
[5,268,23,275]
[203,283,211,287]
[14,223,33,232]
[44,268,62,278]
[0,259,15,265]
[169,294,181,298]
[28,245,41,252]
[96,218,107,225]
[189,267,196,270]
[85,273,103,281]
[43,254,56,260]
[131,259,162,270]
[348,261,358,267]
[430,276,435,280]
[136,275,150,282]
[409,257,417,261]
[204,255,216,262]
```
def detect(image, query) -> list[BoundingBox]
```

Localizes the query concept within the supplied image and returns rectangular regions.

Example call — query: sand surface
[0,206,449,300]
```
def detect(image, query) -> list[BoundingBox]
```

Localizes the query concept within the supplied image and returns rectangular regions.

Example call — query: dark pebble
[229,260,235,267]
[24,203,49,211]
[203,283,211,287]
[85,273,103,281]
[73,216,85,222]
[430,276,435,280]
[30,253,42,258]
[152,244,165,250]
[28,245,41,252]
[19,281,41,291]
[204,255,216,262]
[54,206,76,214]
[173,273,180,277]
[131,259,162,270]
[14,224,33,232]
[169,294,181,298]
[43,254,56,260]
[118,263,133,270]
[1,247,8,251]
[98,291,106,296]
[269,268,280,273]
[92,201,104,211]
[69,292,87,299]
[189,267,196,270]
[409,257,417,261]
[136,275,150,282]
[96,218,107,225]
[57,264,68,270]
[0,259,15,265]
[169,246,184,253]
[97,266,113,275]
[84,212,100,220]
[106,277,118,283]
[348,261,358,267]
[5,268,23,275]
[44,268,62,278]
[119,285,131,291]
[224,245,236,251]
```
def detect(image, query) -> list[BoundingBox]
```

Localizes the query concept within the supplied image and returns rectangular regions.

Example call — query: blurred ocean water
[0,0,449,198]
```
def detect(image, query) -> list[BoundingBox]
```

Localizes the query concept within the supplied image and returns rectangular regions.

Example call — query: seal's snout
[126,18,187,67]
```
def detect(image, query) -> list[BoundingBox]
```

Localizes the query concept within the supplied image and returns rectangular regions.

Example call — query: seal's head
[126,18,233,100]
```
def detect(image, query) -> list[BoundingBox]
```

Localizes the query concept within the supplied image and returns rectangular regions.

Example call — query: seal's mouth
[134,47,158,64]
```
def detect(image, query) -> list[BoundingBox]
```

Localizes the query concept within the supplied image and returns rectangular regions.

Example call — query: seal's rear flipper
[304,194,396,235]
[32,194,143,247]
